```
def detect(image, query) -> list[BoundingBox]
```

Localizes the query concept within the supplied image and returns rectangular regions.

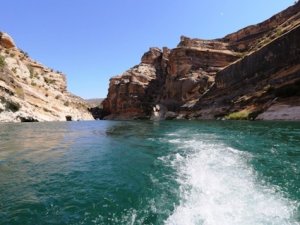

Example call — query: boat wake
[162,132,299,225]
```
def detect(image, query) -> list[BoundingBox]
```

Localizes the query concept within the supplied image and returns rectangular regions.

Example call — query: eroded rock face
[103,40,240,118]
[0,33,93,122]
[103,2,300,120]
[103,47,170,119]
[224,1,300,53]
[194,25,300,120]
[103,39,240,119]
[141,47,162,64]
[162,39,239,109]
[103,64,159,119]
[216,27,300,90]
[0,32,16,49]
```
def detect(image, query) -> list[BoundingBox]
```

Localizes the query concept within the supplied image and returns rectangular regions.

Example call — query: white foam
[164,135,299,225]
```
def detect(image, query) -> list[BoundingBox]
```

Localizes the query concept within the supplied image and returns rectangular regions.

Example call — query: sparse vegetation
[14,87,24,99]
[225,110,251,120]
[0,55,6,69]
[261,37,271,46]
[276,29,283,37]
[44,77,56,85]
[20,50,29,58]
[31,81,37,86]
[64,101,70,107]
[28,66,35,78]
[12,67,17,74]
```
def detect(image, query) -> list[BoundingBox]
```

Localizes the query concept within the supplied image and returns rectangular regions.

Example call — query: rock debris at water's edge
[103,2,300,121]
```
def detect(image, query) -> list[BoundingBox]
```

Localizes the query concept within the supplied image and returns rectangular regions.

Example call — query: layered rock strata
[0,32,93,122]
[193,25,300,120]
[103,2,300,120]
[103,47,169,119]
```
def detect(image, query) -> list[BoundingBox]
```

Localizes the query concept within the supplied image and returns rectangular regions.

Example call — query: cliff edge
[103,2,300,120]
[0,32,93,122]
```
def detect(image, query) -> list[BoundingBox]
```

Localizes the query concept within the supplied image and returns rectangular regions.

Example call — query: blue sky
[0,0,295,98]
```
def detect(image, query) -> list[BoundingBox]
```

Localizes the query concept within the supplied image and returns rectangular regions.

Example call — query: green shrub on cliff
[15,87,25,99]
[28,66,34,78]
[0,55,6,69]
[44,77,56,85]
[225,110,250,120]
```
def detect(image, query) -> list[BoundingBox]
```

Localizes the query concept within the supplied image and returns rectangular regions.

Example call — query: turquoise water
[0,121,299,225]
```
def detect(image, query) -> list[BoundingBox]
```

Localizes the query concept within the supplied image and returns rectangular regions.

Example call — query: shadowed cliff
[103,2,300,120]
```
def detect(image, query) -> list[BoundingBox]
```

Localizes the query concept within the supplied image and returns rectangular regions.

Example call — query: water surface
[0,121,299,224]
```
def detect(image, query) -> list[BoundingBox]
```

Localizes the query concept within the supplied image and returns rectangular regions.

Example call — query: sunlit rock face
[0,32,93,122]
[104,2,300,120]
[103,41,239,120]
[103,47,168,119]
[0,32,16,49]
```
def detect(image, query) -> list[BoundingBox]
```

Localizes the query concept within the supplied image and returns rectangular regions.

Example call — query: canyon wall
[192,25,300,120]
[0,32,93,122]
[103,2,300,120]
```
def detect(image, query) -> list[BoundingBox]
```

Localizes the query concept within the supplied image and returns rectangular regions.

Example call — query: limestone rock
[103,63,159,119]
[0,32,16,49]
[141,48,162,64]
[256,103,300,121]
[0,33,93,122]
[103,2,300,120]
[165,111,177,120]
[150,104,167,120]
[195,25,300,120]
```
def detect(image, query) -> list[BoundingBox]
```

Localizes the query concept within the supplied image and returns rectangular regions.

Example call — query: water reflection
[0,122,71,163]
[0,121,112,223]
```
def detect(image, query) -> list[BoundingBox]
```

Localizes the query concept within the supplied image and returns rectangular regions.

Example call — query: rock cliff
[103,2,300,120]
[0,32,93,122]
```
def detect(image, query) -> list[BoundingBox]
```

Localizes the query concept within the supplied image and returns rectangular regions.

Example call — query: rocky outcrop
[162,38,239,109]
[102,47,168,119]
[103,64,158,119]
[224,1,300,53]
[103,2,300,120]
[103,39,240,119]
[193,25,300,120]
[0,32,16,49]
[0,32,93,122]
[256,103,300,121]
